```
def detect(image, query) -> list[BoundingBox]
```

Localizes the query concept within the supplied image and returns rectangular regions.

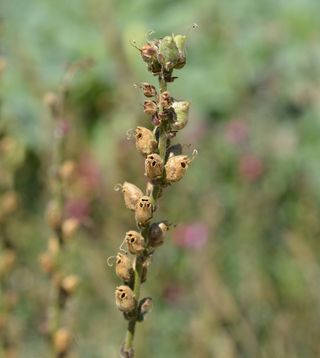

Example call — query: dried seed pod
[125,231,145,255]
[158,35,180,71]
[54,328,72,354]
[115,286,136,313]
[115,253,133,282]
[138,297,153,320]
[59,160,76,181]
[160,91,173,110]
[61,275,79,295]
[46,200,63,230]
[141,82,157,97]
[115,182,143,211]
[135,127,157,156]
[171,101,190,131]
[173,34,187,69]
[165,155,192,183]
[39,252,55,275]
[135,196,153,227]
[145,154,163,180]
[144,100,158,115]
[62,218,79,239]
[149,221,170,247]
[140,43,158,63]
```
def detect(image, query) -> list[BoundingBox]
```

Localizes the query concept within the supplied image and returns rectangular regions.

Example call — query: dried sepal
[115,285,137,313]
[134,127,157,156]
[173,34,187,69]
[138,297,153,321]
[135,196,153,227]
[115,253,133,282]
[171,101,190,131]
[145,154,163,180]
[165,153,195,183]
[160,91,173,110]
[125,231,145,255]
[115,182,143,211]
[144,100,158,116]
[149,221,170,247]
[141,82,157,97]
[158,35,180,71]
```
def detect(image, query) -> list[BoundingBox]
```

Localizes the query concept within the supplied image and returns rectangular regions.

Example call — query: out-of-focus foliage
[1,0,320,357]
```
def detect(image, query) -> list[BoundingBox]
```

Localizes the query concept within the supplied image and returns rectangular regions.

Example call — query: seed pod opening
[135,127,157,156]
[115,285,137,313]
[144,100,158,116]
[171,101,190,131]
[115,182,143,211]
[165,155,191,183]
[145,154,163,180]
[135,196,153,227]
[149,221,170,247]
[125,231,145,255]
[115,253,133,282]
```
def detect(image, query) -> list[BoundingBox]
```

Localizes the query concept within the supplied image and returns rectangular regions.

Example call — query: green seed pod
[165,155,191,183]
[135,127,157,156]
[144,100,158,116]
[115,182,143,211]
[125,230,145,255]
[115,285,137,313]
[149,221,170,247]
[115,253,133,282]
[171,101,190,131]
[173,34,187,69]
[135,196,153,227]
[145,153,163,180]
[158,35,180,71]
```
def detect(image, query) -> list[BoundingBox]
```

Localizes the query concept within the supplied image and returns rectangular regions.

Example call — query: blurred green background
[1,0,320,357]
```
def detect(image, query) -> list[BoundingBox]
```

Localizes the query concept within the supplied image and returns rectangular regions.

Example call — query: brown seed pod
[62,218,79,239]
[144,100,158,115]
[165,152,196,183]
[135,196,153,227]
[115,182,143,211]
[134,127,157,156]
[140,43,158,63]
[149,221,170,247]
[54,328,72,354]
[115,253,133,282]
[160,91,173,110]
[39,252,55,275]
[61,275,79,295]
[145,154,163,180]
[141,82,157,97]
[115,285,137,313]
[125,231,145,255]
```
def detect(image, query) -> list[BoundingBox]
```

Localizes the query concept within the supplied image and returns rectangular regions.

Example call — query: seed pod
[62,218,79,239]
[61,275,79,295]
[149,221,170,247]
[141,82,157,97]
[54,328,72,355]
[115,253,133,282]
[158,35,180,71]
[144,100,158,116]
[115,285,136,313]
[160,91,173,110]
[165,155,191,183]
[125,231,145,254]
[171,101,190,131]
[140,43,158,63]
[59,160,76,181]
[173,34,187,69]
[46,200,63,230]
[115,182,143,211]
[135,196,153,227]
[135,127,157,156]
[145,154,163,180]
[39,252,55,275]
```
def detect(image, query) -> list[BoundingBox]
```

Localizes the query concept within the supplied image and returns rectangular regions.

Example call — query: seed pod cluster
[112,32,196,352]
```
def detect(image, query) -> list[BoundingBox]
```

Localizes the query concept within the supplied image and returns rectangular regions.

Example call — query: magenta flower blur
[224,119,248,145]
[239,154,264,182]
[55,120,70,138]
[173,222,208,249]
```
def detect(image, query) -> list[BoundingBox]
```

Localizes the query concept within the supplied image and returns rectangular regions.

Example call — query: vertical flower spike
[112,31,195,357]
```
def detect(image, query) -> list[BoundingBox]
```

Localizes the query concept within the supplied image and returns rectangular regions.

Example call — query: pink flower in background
[78,153,103,193]
[224,119,248,145]
[239,154,264,182]
[55,120,70,138]
[173,222,209,250]
[65,198,90,222]
[163,282,184,306]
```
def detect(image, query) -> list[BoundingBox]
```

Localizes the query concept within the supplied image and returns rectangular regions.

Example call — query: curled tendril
[126,128,135,140]
[114,184,123,192]
[107,255,116,267]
